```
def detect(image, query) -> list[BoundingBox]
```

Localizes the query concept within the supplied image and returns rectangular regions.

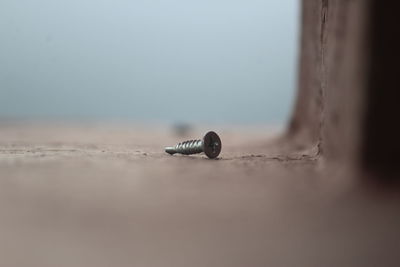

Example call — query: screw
[165,131,222,159]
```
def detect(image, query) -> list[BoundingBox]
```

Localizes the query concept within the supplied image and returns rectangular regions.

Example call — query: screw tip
[165,147,176,155]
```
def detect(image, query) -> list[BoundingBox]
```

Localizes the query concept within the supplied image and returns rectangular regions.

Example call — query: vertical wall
[288,0,324,147]
[290,0,400,179]
[361,2,400,179]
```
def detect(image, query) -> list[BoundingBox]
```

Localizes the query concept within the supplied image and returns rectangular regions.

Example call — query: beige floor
[0,122,399,267]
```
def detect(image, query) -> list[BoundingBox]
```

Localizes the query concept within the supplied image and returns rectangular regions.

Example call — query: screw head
[202,131,222,159]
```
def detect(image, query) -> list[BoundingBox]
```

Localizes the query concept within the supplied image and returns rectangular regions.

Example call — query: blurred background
[0,0,299,125]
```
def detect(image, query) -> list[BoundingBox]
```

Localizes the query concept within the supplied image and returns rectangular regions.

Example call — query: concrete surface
[1,123,399,267]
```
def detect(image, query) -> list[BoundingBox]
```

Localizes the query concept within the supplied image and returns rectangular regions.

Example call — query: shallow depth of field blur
[0,0,299,125]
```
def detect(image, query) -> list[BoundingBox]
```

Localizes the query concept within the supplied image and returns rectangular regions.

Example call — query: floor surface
[1,123,399,267]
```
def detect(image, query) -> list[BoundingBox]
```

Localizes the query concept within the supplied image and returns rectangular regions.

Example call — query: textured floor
[0,122,399,267]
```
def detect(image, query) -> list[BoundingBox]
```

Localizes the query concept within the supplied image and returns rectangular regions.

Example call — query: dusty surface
[1,123,399,267]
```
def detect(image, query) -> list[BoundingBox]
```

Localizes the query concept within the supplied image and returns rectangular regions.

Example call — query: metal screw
[165,131,222,159]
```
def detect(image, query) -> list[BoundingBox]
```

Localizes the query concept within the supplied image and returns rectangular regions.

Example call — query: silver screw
[165,131,222,159]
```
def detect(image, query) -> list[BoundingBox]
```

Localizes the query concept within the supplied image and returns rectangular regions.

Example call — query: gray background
[0,0,299,124]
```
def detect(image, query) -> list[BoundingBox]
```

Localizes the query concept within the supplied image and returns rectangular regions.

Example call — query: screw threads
[174,139,203,155]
